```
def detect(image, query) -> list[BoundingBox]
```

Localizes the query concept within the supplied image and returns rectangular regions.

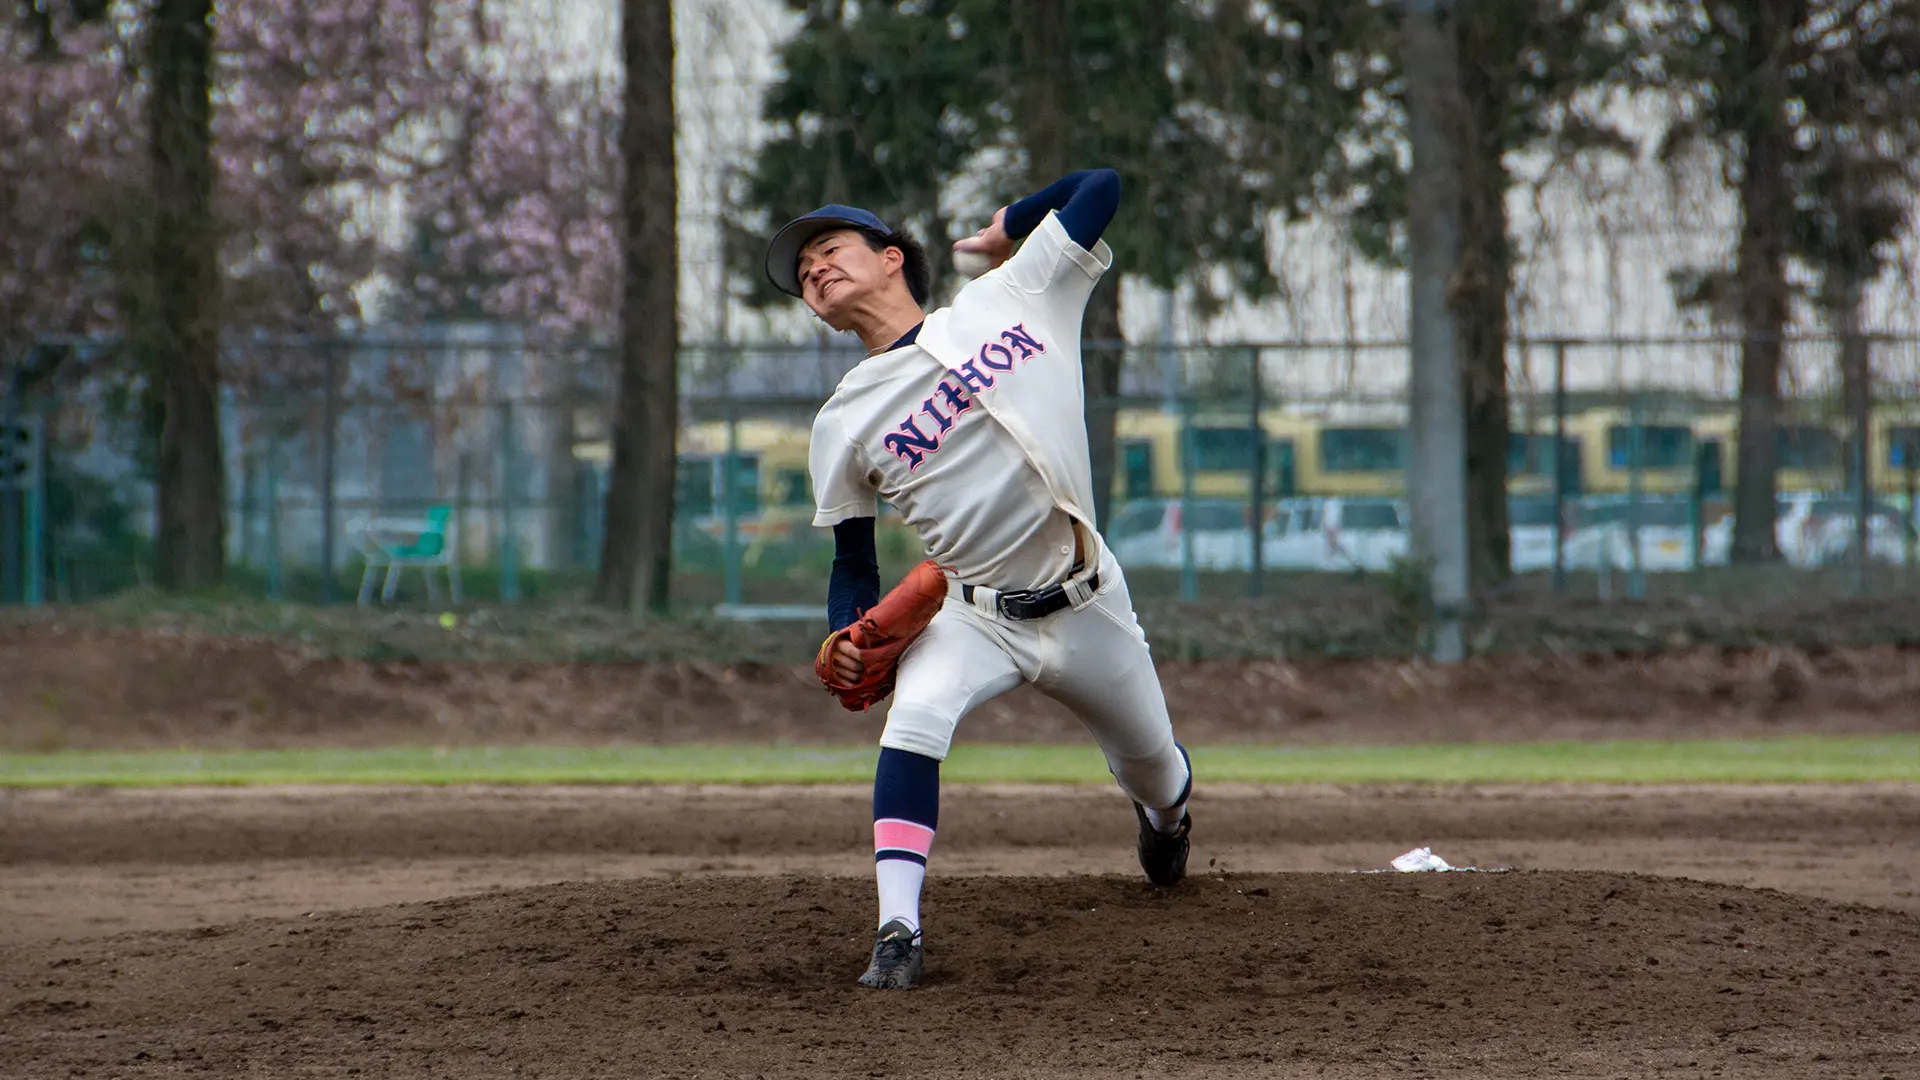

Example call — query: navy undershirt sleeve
[1002,168,1121,249]
[827,517,881,632]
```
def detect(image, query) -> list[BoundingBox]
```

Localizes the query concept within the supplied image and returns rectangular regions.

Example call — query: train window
[1889,427,1920,470]
[1121,440,1155,499]
[1268,439,1297,496]
[1606,425,1692,468]
[1508,434,1576,477]
[674,454,761,517]
[1776,425,1842,470]
[1319,427,1407,472]
[1186,427,1261,471]
[722,455,762,515]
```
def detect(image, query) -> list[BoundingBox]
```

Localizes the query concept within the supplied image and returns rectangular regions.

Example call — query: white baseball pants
[879,545,1190,811]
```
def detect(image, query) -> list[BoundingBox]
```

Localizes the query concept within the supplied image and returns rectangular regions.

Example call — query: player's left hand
[953,207,1013,271]
[814,561,949,712]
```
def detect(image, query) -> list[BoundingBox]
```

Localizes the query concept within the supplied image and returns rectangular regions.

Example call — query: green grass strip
[2,735,1916,788]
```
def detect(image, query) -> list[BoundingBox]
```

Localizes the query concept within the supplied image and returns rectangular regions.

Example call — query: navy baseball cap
[765,204,892,298]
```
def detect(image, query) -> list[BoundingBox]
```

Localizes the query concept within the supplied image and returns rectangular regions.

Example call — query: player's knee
[878,704,958,763]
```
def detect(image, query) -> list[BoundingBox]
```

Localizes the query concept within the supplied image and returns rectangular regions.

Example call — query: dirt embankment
[4,626,1918,752]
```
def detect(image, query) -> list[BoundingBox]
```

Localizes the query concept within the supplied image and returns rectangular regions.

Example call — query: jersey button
[1059,545,1071,554]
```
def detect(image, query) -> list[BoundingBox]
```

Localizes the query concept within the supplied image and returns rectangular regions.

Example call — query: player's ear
[883,245,905,276]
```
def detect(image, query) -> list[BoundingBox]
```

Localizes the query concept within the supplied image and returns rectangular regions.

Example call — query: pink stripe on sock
[873,818,935,858]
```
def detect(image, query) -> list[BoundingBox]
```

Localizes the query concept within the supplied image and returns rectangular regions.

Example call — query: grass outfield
[2,735,1917,787]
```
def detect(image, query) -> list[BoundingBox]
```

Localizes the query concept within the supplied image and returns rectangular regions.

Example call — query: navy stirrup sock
[872,747,941,933]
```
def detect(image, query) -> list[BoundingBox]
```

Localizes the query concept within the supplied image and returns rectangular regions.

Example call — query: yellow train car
[1297,414,1408,497]
[1554,406,1721,496]
[1113,408,1313,502]
[1875,408,1920,495]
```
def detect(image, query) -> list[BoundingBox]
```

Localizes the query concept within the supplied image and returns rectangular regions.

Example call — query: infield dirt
[3,628,1919,1078]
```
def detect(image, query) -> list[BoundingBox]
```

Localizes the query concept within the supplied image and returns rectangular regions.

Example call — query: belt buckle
[996,588,1040,621]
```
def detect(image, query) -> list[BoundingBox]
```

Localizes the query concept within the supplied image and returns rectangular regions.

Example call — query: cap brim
[765,216,871,298]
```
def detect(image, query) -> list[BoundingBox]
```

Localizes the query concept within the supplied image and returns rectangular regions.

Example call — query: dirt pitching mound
[6,871,1916,1079]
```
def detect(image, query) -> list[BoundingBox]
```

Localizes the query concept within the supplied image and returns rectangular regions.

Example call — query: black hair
[856,228,930,307]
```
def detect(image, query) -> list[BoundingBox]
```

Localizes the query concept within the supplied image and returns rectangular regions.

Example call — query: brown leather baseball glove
[815,560,949,712]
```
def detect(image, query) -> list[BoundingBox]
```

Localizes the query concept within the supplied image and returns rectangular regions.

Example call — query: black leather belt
[961,567,1100,621]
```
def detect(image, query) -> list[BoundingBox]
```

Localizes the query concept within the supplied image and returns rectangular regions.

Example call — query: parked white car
[1106,498,1257,571]
[1774,493,1915,567]
[1508,496,1573,573]
[1561,495,1729,571]
[1263,496,1409,572]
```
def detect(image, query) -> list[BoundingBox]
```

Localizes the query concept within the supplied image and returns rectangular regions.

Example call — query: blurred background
[2,0,1917,646]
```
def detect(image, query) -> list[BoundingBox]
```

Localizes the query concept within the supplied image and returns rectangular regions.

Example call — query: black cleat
[1134,801,1191,887]
[857,918,924,989]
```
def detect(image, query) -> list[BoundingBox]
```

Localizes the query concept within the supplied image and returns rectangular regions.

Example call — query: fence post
[721,364,742,607]
[23,412,43,607]
[1246,347,1266,598]
[1906,439,1917,576]
[1178,392,1197,604]
[499,399,520,602]
[1626,392,1646,599]
[238,446,256,571]
[1853,338,1873,597]
[1552,340,1568,595]
[0,366,18,604]
[318,343,339,604]
[265,440,282,602]
[1690,441,1708,577]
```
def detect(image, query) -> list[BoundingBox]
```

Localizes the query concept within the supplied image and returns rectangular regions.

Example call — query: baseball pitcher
[765,168,1194,990]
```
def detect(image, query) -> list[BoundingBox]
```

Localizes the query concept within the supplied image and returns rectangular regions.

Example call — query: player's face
[797,230,897,328]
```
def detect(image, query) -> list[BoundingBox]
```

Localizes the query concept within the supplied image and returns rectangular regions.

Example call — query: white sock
[875,859,925,934]
[1145,798,1187,835]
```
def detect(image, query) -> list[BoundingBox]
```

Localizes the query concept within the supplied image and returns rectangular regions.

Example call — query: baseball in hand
[953,248,994,280]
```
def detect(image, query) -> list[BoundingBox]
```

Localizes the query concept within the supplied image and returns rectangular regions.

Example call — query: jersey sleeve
[809,407,879,528]
[999,210,1114,313]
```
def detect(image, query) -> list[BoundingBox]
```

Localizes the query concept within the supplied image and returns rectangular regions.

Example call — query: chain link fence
[4,328,1919,618]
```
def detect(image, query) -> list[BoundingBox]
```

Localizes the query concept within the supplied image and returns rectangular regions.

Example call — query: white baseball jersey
[810,212,1113,591]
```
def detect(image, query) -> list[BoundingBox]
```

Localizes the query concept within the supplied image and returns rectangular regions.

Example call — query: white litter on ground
[1354,846,1514,874]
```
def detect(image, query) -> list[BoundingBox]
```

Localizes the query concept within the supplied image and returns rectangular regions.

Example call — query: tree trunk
[149,0,226,591]
[1453,17,1514,595]
[1400,0,1472,662]
[1833,292,1870,492]
[594,0,678,614]
[1015,0,1124,531]
[1728,0,1800,564]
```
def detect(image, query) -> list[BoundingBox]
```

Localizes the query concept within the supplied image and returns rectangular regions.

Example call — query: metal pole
[1246,347,1266,597]
[1401,0,1470,661]
[1626,394,1646,599]
[1,365,20,604]
[722,392,742,608]
[1854,338,1872,597]
[265,443,282,601]
[500,399,519,602]
[1690,442,1707,577]
[318,344,339,604]
[24,414,43,607]
[1178,393,1197,603]
[1551,341,1568,595]
[1906,443,1917,577]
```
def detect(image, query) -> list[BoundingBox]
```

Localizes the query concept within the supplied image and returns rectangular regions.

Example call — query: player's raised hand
[953,206,1013,271]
